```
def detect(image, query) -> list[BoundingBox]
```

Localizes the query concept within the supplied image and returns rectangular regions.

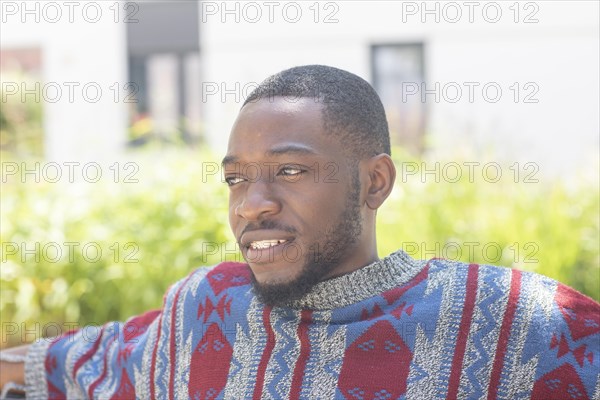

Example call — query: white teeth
[249,240,287,250]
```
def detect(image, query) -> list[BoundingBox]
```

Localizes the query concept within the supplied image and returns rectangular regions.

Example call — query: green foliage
[1,150,233,347]
[377,149,599,302]
[1,149,598,347]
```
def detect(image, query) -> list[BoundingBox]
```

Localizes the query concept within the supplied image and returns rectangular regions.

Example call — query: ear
[363,154,396,210]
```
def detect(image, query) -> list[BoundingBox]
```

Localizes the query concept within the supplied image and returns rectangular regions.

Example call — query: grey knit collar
[285,249,427,310]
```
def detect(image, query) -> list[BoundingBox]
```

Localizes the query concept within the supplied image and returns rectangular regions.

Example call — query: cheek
[228,198,238,232]
[303,185,348,225]
[228,210,235,231]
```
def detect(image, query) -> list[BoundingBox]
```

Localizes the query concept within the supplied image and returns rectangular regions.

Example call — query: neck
[287,249,426,310]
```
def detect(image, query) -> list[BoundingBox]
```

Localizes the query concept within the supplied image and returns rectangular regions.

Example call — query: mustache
[239,220,297,238]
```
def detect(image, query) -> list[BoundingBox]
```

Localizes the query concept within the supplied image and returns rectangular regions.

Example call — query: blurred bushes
[1,150,233,347]
[378,150,599,301]
[1,149,598,347]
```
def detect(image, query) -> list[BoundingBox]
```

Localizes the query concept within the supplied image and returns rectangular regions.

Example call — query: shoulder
[425,256,597,305]
[476,262,600,322]
[423,257,599,333]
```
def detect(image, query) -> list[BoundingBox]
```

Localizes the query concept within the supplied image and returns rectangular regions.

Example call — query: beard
[250,173,363,307]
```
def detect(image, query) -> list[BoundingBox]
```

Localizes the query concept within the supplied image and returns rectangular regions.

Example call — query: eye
[279,166,305,177]
[224,176,245,186]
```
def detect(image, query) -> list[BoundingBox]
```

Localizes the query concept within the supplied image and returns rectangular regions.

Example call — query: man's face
[223,97,367,306]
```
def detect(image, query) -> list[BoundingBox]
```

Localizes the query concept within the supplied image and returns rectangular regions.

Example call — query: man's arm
[0,345,28,392]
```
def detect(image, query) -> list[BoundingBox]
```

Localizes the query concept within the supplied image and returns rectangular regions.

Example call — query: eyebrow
[221,144,318,166]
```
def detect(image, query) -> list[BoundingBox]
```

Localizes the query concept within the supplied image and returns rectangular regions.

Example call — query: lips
[239,230,296,265]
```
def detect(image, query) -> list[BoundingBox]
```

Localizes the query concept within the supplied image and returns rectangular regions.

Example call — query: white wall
[1,1,597,179]
[200,0,599,179]
[1,1,128,162]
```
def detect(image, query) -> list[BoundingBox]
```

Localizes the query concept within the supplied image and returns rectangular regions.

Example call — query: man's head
[243,65,391,160]
[222,65,396,306]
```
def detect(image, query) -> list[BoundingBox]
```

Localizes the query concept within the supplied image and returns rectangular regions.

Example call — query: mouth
[240,231,297,265]
[245,239,294,265]
[248,239,289,250]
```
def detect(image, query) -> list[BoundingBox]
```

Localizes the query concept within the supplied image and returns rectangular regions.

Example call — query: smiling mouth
[249,239,289,250]
[244,238,296,265]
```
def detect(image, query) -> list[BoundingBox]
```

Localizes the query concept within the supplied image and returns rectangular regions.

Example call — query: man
[1,65,599,399]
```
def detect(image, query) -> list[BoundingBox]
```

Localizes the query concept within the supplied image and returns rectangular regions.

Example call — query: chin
[250,267,299,287]
[249,264,319,307]
[246,258,302,281]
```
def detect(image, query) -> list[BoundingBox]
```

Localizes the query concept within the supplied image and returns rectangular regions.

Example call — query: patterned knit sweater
[24,250,600,399]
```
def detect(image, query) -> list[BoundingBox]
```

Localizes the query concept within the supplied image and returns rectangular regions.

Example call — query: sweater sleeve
[24,308,161,399]
[21,265,213,400]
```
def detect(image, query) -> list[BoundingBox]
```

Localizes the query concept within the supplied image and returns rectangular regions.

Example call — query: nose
[234,180,281,221]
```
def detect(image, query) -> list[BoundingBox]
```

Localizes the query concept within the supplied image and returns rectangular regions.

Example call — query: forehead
[224,97,336,163]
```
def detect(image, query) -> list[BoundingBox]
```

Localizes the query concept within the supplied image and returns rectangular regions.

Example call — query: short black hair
[243,65,391,159]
